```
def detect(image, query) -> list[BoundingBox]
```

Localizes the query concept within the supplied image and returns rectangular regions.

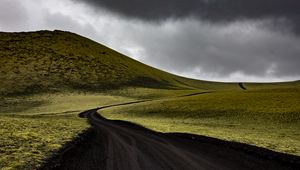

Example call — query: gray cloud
[0,0,28,30]
[44,12,97,36]
[76,0,300,34]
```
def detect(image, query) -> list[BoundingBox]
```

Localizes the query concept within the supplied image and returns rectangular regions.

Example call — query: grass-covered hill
[0,30,235,96]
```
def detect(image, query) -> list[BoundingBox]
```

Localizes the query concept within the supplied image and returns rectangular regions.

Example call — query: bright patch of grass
[0,92,133,115]
[0,115,88,170]
[105,87,206,99]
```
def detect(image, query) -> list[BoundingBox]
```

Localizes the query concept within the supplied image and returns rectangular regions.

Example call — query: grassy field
[0,93,133,170]
[102,85,300,156]
[0,115,87,170]
[1,85,299,169]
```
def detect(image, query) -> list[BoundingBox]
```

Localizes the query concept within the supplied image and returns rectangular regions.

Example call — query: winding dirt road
[43,103,300,170]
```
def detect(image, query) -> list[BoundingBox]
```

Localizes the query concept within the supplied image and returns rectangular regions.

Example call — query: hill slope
[1,30,222,95]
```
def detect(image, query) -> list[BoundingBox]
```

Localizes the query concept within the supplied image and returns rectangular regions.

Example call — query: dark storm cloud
[76,0,300,34]
[125,20,300,79]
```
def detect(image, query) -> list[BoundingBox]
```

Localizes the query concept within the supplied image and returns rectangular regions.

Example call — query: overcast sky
[1,0,300,82]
